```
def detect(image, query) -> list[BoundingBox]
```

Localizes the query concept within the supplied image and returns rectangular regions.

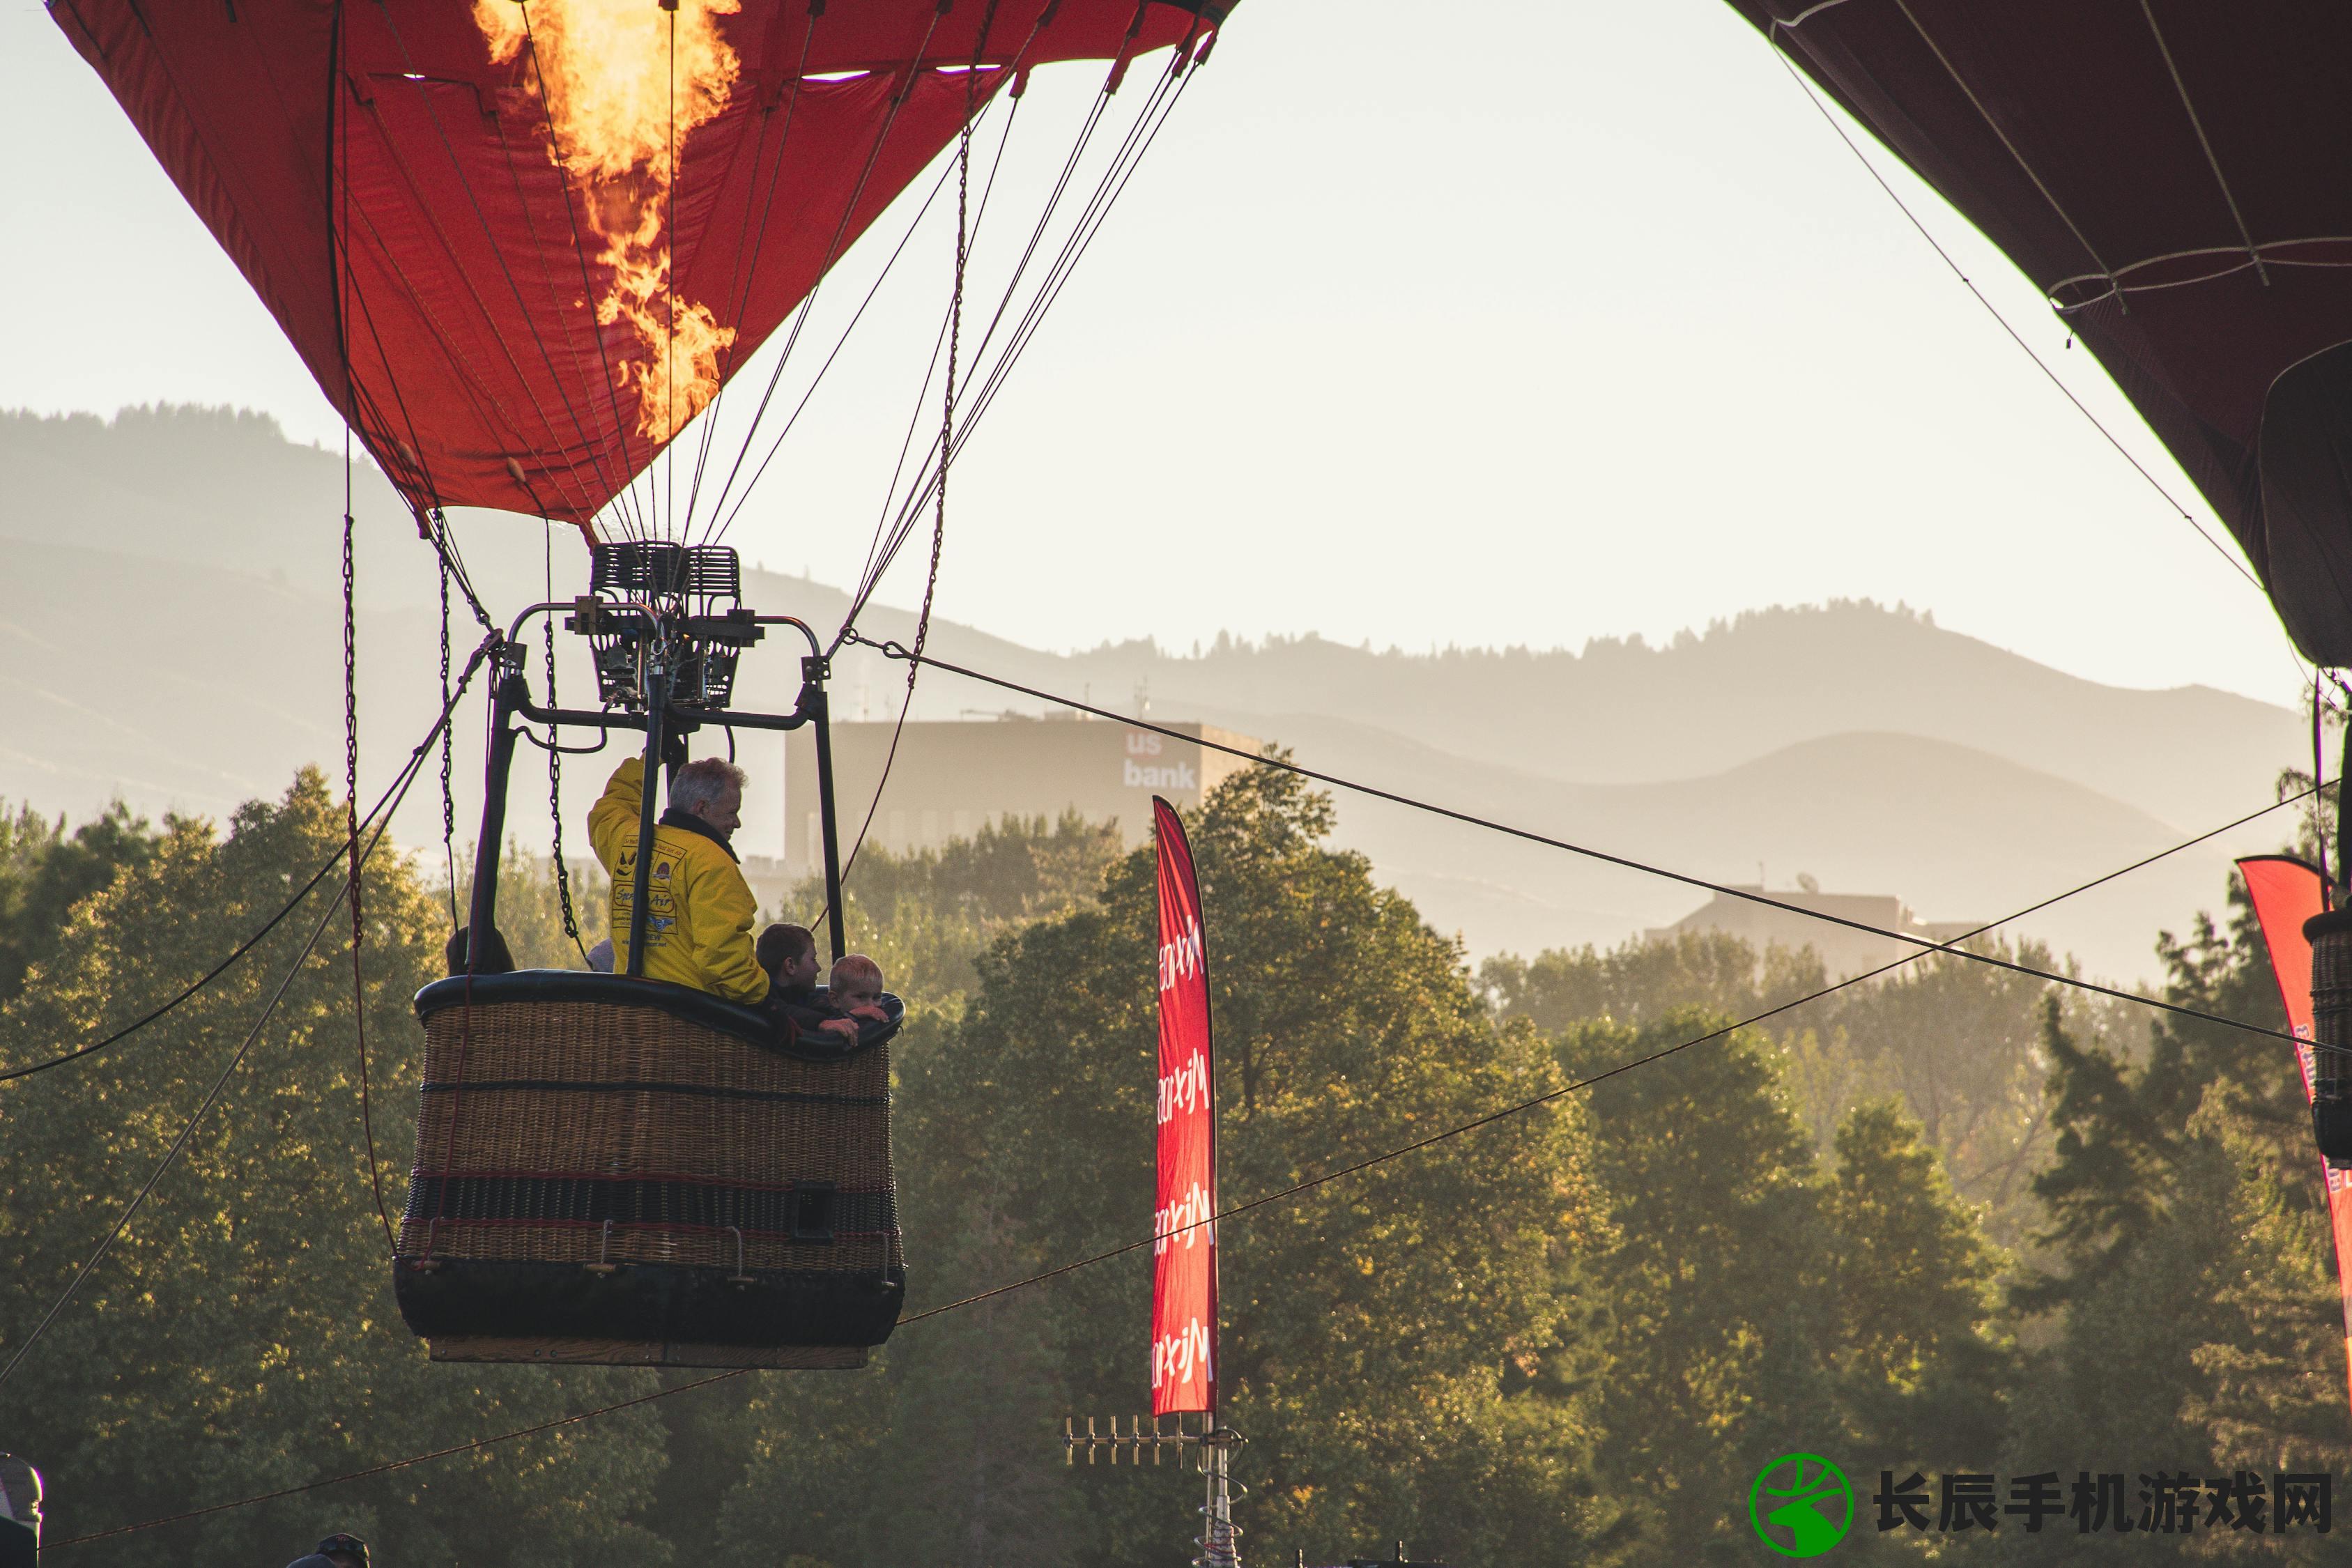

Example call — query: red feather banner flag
[2237,854,2352,1417]
[1152,796,1218,1416]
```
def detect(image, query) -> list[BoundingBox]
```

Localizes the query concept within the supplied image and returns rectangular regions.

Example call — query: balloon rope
[831,48,1196,628]
[689,1,952,543]
[680,2,821,536]
[546,521,590,961]
[1767,42,2260,594]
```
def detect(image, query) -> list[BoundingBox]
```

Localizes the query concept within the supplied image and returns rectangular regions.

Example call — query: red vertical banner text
[1152,796,1218,1416]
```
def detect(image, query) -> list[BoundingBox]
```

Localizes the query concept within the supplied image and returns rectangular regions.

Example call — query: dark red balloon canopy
[54,0,1221,528]
[1726,0,2352,665]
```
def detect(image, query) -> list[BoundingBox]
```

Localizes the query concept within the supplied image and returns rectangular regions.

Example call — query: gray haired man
[586,755,770,1004]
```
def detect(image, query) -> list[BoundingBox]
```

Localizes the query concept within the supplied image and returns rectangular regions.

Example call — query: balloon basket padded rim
[426,1335,868,1369]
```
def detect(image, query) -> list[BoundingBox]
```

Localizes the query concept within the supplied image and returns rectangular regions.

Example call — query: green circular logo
[1748,1453,1854,1558]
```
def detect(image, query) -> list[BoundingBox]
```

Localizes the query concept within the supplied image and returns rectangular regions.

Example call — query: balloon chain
[344,501,394,1252]
[438,546,458,926]
[545,523,587,959]
[908,0,998,681]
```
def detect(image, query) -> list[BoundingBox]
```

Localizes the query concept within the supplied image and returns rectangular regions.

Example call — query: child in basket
[819,953,890,1040]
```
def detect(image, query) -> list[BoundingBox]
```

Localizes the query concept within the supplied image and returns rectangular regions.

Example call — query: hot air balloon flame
[477,0,741,445]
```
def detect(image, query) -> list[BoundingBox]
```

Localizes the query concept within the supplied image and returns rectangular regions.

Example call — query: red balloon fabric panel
[54,0,1218,525]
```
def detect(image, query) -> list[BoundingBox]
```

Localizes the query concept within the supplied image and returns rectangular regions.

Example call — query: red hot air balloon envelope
[1725,1,2352,666]
[52,0,1225,528]
[1152,794,1217,1417]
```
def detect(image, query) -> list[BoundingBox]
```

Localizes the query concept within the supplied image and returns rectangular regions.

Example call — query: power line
[900,775,2322,1327]
[854,639,2305,1047]
[0,638,497,1086]
[49,774,2314,1546]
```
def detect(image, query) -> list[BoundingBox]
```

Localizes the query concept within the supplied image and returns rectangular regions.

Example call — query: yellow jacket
[587,757,771,1005]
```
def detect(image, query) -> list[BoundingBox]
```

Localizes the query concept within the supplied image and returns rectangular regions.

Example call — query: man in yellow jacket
[588,755,771,1006]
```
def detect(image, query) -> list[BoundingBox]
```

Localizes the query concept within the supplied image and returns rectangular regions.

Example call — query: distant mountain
[997,705,2222,984]
[930,603,2298,836]
[0,406,2311,982]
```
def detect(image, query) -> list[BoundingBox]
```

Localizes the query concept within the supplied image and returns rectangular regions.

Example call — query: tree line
[0,766,2342,1563]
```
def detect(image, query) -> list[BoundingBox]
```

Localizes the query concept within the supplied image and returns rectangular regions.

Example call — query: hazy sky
[2,0,2311,707]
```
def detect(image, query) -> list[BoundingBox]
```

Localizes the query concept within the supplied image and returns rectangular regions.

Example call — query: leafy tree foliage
[819,810,1125,1002]
[0,772,669,1566]
[1995,844,2347,1560]
[1824,1102,2008,1462]
[5,756,2347,1567]
[1481,930,1824,1033]
[0,800,159,1002]
[1492,927,2130,1252]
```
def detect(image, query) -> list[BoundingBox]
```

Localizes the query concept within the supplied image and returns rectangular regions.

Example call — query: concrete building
[1647,884,1980,981]
[777,712,1262,881]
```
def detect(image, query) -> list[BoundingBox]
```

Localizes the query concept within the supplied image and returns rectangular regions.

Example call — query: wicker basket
[393,971,904,1367]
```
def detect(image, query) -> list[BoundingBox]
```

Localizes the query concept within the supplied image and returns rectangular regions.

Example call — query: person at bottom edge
[286,1532,369,1568]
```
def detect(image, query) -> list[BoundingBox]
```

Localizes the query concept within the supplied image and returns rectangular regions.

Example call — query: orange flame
[477,0,742,445]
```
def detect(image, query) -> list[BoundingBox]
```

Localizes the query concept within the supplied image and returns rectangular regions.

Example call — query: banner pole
[1204,1431,1238,1567]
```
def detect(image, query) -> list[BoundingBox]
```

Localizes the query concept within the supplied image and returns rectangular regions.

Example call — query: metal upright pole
[627,667,669,978]
[465,649,526,964]
[1201,1423,1239,1568]
[807,663,848,963]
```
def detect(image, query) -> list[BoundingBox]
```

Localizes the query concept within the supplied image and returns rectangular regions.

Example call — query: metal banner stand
[1059,1413,1245,1565]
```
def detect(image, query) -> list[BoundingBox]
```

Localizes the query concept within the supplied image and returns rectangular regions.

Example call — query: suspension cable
[440,557,459,927]
[834,45,1197,631]
[805,0,996,929]
[688,0,955,541]
[694,140,969,551]
[1766,44,2262,596]
[679,3,820,532]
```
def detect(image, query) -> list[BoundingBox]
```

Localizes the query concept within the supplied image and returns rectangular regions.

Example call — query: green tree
[1494,925,2126,1256]
[1560,1010,1834,1559]
[0,771,670,1565]
[1997,843,2334,1561]
[730,763,1604,1566]
[0,799,159,1002]
[1824,1101,2009,1463]
[2182,1085,2352,1562]
[1560,1018,2011,1561]
[1482,930,1824,1033]
[1808,944,2131,1254]
[817,810,1125,1003]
